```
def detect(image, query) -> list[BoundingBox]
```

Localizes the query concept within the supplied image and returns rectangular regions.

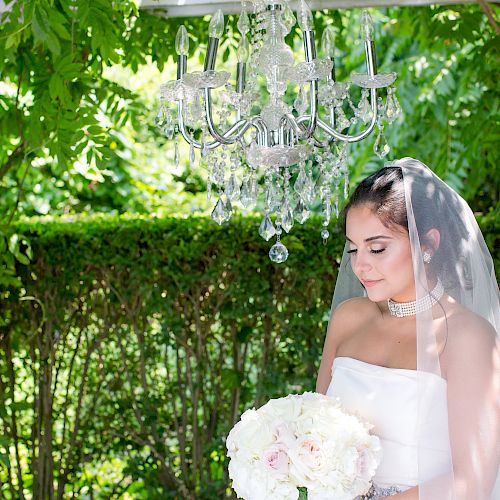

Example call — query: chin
[363,285,391,303]
[365,291,389,303]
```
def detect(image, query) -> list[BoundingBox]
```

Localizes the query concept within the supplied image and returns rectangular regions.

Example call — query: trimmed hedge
[0,212,497,498]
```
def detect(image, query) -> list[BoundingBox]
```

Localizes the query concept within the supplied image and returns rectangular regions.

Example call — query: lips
[362,279,383,287]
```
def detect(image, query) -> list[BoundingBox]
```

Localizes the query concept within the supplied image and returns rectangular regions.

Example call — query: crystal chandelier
[156,0,401,263]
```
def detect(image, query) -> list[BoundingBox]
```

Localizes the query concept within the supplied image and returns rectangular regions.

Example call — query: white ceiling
[139,0,488,17]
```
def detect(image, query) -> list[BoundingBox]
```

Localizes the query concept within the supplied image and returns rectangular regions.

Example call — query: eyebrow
[345,235,393,243]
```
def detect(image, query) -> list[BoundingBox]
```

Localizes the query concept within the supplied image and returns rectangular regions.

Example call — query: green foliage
[0,2,498,496]
[0,3,498,288]
[1,213,497,497]
[0,214,337,497]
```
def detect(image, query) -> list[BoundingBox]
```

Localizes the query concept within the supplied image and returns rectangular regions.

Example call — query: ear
[423,228,440,255]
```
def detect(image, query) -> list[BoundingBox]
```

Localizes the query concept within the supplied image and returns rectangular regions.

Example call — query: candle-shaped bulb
[297,0,313,32]
[237,35,249,63]
[175,25,189,55]
[237,9,250,35]
[209,9,225,38]
[283,2,296,33]
[360,11,374,41]
[321,26,335,59]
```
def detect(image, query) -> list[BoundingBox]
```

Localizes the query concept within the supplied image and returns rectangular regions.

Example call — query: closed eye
[347,248,386,254]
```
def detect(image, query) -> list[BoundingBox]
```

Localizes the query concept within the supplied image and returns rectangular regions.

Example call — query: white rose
[228,457,254,499]
[226,409,276,460]
[262,394,304,422]
[288,435,328,487]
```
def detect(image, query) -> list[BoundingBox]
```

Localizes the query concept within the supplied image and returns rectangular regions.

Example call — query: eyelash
[347,248,386,255]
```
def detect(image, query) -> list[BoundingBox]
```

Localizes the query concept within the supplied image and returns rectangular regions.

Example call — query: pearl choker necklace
[387,279,444,318]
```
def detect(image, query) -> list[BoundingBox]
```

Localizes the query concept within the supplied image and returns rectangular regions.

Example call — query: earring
[423,251,432,264]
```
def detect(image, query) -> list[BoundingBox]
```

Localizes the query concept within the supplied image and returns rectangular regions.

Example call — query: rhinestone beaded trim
[387,278,444,318]
[356,484,403,499]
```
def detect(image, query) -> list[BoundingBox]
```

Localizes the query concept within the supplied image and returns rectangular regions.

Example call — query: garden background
[0,0,498,498]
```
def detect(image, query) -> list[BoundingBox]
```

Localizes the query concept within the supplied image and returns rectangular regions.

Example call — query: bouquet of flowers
[225,392,382,500]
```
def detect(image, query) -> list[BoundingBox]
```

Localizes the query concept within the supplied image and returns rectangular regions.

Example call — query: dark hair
[342,167,407,234]
[341,165,468,290]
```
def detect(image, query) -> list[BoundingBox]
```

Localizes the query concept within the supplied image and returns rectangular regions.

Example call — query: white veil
[330,158,499,499]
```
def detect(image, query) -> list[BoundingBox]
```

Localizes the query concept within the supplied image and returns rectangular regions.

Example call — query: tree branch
[478,0,500,33]
[0,143,25,183]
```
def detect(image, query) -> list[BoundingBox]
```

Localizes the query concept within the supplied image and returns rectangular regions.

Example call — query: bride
[316,158,499,499]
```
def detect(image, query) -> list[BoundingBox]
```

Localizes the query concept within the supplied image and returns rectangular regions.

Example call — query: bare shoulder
[317,297,381,393]
[333,296,380,321]
[443,304,498,372]
[446,306,497,348]
[327,297,380,343]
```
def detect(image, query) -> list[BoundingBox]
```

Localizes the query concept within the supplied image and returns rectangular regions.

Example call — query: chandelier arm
[306,87,378,143]
[177,100,217,149]
[300,79,319,139]
[177,99,249,150]
[177,99,223,150]
[204,88,255,145]
[249,117,270,147]
[279,113,303,141]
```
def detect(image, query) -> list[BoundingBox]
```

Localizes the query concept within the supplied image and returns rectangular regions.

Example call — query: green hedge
[0,212,497,498]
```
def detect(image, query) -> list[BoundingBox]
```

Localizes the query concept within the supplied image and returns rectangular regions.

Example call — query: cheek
[389,248,414,278]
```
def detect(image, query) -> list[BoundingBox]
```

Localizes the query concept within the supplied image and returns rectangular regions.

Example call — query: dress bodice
[326,357,452,491]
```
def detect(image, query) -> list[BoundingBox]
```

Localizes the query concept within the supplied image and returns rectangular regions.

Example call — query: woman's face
[345,204,415,303]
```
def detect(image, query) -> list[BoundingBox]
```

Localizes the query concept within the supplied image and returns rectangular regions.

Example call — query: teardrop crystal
[357,90,372,124]
[385,88,402,123]
[294,85,308,115]
[237,9,250,35]
[154,106,166,128]
[283,3,296,32]
[302,171,315,205]
[295,198,311,224]
[294,165,307,196]
[240,176,252,207]
[225,173,240,201]
[264,183,280,212]
[259,215,276,241]
[211,198,228,225]
[280,202,294,233]
[374,127,391,159]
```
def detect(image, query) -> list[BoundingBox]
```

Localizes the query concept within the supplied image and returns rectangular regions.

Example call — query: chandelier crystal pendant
[156,0,402,263]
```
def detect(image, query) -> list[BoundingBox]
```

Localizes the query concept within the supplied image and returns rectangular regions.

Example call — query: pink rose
[262,444,290,478]
[298,439,326,472]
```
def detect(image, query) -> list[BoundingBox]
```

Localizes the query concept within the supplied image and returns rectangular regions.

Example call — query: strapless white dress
[326,357,452,496]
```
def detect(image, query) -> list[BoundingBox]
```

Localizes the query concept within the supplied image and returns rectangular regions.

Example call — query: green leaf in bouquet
[298,487,308,500]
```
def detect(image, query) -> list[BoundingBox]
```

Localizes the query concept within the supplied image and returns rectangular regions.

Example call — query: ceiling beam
[139,0,490,17]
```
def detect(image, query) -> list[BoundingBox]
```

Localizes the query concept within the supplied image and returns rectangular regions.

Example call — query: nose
[351,251,373,276]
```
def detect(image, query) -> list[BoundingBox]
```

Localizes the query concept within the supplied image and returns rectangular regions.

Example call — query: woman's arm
[381,486,418,499]
[316,317,338,394]
[316,299,359,393]
[444,316,500,499]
